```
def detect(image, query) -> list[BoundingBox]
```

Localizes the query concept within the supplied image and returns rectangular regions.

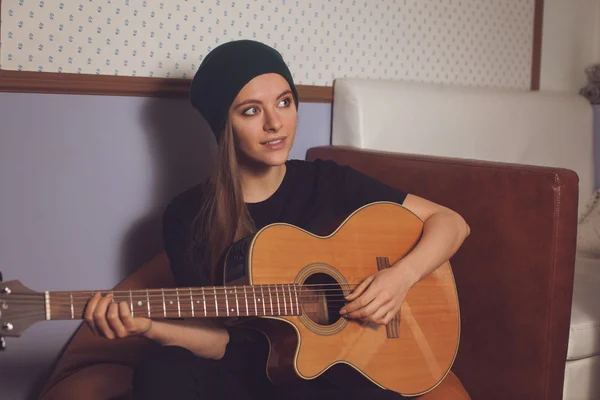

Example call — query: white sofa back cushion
[331,78,594,219]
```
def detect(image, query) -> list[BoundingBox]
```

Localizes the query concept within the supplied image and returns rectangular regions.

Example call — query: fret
[213,288,218,317]
[69,292,74,319]
[243,286,249,316]
[129,290,134,318]
[225,287,230,317]
[275,285,281,315]
[287,285,294,315]
[293,285,300,315]
[281,284,287,314]
[146,289,151,317]
[162,290,178,317]
[260,285,266,316]
[251,286,257,316]
[202,287,207,317]
[189,288,195,317]
[234,287,240,316]
[268,285,274,315]
[45,291,51,320]
[161,289,167,317]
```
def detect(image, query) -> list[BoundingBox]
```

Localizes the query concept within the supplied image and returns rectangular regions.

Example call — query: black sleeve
[161,187,209,288]
[332,161,409,215]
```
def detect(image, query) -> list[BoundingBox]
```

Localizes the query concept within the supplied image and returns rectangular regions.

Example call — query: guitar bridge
[376,257,400,339]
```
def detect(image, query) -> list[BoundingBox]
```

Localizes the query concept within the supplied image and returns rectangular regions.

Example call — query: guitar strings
[49,283,360,296]
[46,282,361,293]
[3,295,357,314]
[3,297,353,307]
[2,285,359,300]
[4,294,355,303]
[5,302,355,320]
[4,287,354,297]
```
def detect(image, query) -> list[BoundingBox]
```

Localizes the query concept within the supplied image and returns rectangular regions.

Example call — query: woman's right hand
[84,292,152,339]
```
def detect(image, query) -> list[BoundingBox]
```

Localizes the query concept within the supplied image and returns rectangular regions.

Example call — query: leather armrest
[306,145,579,400]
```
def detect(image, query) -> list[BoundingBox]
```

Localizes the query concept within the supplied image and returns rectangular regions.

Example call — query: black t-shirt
[162,159,408,288]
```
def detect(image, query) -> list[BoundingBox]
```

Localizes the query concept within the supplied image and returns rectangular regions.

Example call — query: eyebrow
[234,90,293,110]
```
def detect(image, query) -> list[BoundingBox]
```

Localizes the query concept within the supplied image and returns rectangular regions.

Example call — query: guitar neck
[47,284,303,321]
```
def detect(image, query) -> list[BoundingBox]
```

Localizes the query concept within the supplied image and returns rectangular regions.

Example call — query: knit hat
[190,40,299,141]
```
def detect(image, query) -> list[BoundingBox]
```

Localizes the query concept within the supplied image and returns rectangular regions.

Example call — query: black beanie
[190,40,299,141]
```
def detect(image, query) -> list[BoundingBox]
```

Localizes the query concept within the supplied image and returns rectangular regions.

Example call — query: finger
[347,284,394,319]
[107,302,128,338]
[93,293,115,339]
[345,275,375,301]
[341,287,376,315]
[381,309,397,325]
[343,279,393,315]
[84,292,102,336]
[119,301,138,334]
[369,306,391,325]
[347,295,386,320]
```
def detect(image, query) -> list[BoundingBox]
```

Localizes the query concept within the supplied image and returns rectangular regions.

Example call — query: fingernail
[340,309,347,315]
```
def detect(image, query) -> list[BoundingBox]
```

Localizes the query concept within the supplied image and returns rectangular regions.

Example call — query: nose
[263,108,282,132]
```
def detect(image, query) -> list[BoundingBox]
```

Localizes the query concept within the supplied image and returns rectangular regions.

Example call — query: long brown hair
[193,118,256,284]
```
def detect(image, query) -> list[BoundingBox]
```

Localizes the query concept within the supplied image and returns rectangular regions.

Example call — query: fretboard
[46,284,302,320]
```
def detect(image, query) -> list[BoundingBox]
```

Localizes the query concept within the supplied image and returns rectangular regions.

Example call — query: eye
[278,97,291,107]
[242,106,258,116]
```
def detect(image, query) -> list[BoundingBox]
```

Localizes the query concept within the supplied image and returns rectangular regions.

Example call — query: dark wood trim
[531,0,544,90]
[0,69,333,102]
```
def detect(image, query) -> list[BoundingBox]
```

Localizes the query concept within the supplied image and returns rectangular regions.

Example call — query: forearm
[143,319,230,360]
[393,210,470,285]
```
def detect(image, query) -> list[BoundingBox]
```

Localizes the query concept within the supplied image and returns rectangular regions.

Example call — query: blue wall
[0,91,331,400]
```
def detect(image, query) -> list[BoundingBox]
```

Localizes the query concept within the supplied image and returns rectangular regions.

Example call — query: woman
[84,40,471,400]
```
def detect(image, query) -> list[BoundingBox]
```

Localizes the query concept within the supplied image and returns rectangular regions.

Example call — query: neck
[239,163,287,203]
[43,284,304,320]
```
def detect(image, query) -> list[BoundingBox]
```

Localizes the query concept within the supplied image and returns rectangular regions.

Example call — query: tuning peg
[0,337,5,351]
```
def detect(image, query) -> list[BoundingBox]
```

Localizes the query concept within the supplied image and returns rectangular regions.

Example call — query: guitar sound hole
[302,273,345,326]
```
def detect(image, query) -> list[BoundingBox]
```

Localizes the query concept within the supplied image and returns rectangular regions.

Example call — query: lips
[261,136,287,150]
[260,137,286,145]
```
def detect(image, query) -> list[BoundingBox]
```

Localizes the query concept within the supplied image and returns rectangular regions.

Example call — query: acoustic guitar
[0,202,460,397]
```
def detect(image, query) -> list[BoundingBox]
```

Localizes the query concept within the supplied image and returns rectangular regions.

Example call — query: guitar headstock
[0,271,45,350]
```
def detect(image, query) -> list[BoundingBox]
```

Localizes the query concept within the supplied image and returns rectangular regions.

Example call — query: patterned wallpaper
[0,0,535,89]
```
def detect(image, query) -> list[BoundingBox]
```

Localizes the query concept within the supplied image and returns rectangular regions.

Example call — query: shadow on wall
[119,93,217,278]
[3,359,63,400]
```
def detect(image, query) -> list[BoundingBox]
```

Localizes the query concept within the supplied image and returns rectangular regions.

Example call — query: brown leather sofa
[38,146,579,400]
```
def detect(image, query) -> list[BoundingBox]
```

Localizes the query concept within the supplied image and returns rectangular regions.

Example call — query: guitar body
[223,202,460,397]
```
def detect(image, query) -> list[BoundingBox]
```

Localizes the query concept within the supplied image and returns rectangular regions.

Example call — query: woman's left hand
[339,265,417,325]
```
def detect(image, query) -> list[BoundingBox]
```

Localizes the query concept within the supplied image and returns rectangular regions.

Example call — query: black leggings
[132,338,405,400]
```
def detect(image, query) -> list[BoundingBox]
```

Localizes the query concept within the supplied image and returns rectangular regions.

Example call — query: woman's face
[229,73,297,169]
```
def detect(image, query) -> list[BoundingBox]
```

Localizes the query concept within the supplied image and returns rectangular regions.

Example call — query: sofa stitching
[543,173,561,398]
